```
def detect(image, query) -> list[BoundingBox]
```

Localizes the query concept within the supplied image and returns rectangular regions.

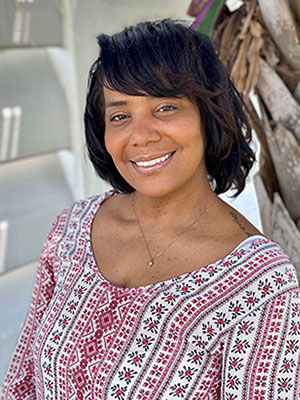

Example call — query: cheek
[183,123,206,151]
[104,130,117,158]
[104,131,128,170]
[104,131,111,154]
[194,121,206,150]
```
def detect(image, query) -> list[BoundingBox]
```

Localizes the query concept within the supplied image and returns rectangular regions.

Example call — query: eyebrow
[105,100,128,109]
[105,95,181,109]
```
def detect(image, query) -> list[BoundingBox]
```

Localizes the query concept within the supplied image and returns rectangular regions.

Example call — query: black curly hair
[84,19,255,196]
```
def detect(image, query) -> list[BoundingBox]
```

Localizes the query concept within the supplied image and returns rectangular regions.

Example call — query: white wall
[0,0,194,384]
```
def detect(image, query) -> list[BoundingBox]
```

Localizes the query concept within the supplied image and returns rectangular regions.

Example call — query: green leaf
[196,0,226,37]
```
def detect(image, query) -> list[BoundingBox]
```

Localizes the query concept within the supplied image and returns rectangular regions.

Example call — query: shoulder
[45,190,116,245]
[220,235,299,317]
[40,191,115,275]
[192,236,299,346]
[226,235,298,289]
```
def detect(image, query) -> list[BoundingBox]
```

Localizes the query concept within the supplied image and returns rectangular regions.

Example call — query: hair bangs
[98,21,195,98]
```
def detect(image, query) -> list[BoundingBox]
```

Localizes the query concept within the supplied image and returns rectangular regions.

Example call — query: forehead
[104,86,131,101]
[103,87,154,109]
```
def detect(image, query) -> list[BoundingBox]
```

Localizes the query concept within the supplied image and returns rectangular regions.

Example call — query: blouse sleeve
[1,211,67,400]
[222,281,300,399]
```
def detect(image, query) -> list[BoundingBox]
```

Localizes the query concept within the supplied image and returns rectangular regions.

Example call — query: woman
[2,19,300,399]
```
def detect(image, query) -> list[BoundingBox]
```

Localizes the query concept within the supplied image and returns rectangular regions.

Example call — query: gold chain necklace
[131,194,216,268]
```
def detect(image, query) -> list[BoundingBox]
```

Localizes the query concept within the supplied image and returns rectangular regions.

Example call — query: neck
[131,179,218,225]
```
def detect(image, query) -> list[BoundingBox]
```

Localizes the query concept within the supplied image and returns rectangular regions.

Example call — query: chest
[33,266,224,400]
[91,225,218,288]
[89,194,246,289]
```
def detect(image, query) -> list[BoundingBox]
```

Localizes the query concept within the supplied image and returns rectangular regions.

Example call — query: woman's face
[104,87,208,198]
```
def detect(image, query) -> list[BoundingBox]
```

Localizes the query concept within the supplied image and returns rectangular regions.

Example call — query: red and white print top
[2,191,300,400]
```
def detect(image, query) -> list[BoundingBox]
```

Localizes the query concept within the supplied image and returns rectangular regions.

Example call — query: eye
[110,114,127,122]
[157,105,177,113]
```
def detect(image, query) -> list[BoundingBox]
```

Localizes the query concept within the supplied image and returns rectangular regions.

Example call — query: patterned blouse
[2,191,300,400]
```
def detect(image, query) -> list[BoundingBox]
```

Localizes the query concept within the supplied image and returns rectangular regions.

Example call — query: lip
[130,151,175,163]
[130,151,175,173]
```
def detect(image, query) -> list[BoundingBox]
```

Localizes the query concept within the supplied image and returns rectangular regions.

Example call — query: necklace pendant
[148,259,154,268]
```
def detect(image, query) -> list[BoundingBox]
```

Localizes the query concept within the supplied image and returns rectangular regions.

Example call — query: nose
[129,112,162,147]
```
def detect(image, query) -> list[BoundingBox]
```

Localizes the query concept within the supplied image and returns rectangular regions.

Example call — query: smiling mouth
[133,152,174,168]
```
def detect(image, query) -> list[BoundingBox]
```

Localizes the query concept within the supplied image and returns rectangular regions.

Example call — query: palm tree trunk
[209,0,300,277]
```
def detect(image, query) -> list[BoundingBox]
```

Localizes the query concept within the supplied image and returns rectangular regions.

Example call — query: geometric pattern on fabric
[1,191,300,400]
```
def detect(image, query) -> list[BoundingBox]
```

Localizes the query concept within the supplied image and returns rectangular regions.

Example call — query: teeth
[135,152,172,167]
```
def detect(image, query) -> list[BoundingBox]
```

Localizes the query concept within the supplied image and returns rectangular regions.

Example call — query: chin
[131,180,190,199]
[129,182,171,198]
